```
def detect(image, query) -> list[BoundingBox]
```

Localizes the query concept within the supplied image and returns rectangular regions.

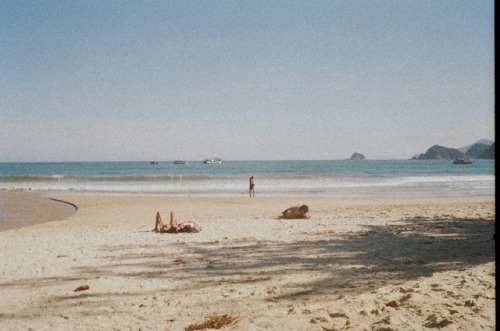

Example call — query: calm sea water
[0,160,494,198]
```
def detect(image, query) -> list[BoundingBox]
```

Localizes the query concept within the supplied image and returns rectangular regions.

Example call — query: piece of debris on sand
[184,314,239,331]
[74,285,90,292]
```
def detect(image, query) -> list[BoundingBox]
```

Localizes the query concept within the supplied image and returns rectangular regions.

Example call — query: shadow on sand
[1,215,495,319]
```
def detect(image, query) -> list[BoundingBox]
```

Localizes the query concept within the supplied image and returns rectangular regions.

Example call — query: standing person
[249,176,255,197]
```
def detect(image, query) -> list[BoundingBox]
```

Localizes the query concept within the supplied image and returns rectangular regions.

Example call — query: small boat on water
[203,157,222,164]
[150,161,160,165]
[173,160,189,165]
[453,157,472,164]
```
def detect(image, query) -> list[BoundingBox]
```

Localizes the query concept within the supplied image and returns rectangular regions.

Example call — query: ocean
[0,160,494,198]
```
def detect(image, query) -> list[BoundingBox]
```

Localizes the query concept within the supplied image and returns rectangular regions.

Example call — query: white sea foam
[0,174,494,198]
[0,160,494,197]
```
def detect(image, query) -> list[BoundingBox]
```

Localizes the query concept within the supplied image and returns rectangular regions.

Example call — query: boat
[150,161,160,165]
[173,160,189,165]
[453,157,472,164]
[203,157,222,164]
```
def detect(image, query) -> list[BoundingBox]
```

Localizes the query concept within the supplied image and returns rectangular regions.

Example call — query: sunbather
[154,211,201,233]
[281,205,310,219]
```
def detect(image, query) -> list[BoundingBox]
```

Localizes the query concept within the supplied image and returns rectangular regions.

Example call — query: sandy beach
[0,193,495,330]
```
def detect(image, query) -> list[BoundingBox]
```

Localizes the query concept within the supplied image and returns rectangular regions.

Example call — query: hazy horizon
[0,136,493,163]
[1,1,494,162]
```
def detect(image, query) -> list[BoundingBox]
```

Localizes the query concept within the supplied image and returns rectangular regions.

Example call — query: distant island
[412,140,494,160]
[349,153,366,160]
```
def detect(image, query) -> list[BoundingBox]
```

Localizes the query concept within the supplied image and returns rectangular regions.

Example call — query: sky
[0,1,495,161]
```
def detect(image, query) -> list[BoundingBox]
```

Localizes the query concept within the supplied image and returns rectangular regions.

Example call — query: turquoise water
[0,160,494,197]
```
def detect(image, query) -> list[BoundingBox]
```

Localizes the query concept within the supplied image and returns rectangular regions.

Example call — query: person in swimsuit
[154,211,201,233]
[249,176,255,197]
[280,205,310,219]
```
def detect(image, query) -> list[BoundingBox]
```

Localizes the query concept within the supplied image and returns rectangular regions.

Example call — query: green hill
[416,145,465,160]
[476,143,495,159]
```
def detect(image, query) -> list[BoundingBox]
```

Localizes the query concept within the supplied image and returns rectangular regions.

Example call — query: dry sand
[0,193,495,330]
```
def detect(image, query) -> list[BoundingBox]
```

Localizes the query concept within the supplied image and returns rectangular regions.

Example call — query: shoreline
[0,193,495,330]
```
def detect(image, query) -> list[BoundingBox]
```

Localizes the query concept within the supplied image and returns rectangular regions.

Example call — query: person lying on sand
[280,205,310,219]
[154,211,201,233]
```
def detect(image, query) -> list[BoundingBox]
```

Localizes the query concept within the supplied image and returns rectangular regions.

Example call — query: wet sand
[0,190,77,231]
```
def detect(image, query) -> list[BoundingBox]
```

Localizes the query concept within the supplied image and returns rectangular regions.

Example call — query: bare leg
[165,211,179,233]
[170,211,177,227]
[155,211,165,232]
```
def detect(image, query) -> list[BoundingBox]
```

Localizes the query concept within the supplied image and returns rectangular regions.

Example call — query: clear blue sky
[1,1,494,161]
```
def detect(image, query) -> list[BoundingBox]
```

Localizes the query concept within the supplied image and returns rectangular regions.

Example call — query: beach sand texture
[0,194,495,330]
